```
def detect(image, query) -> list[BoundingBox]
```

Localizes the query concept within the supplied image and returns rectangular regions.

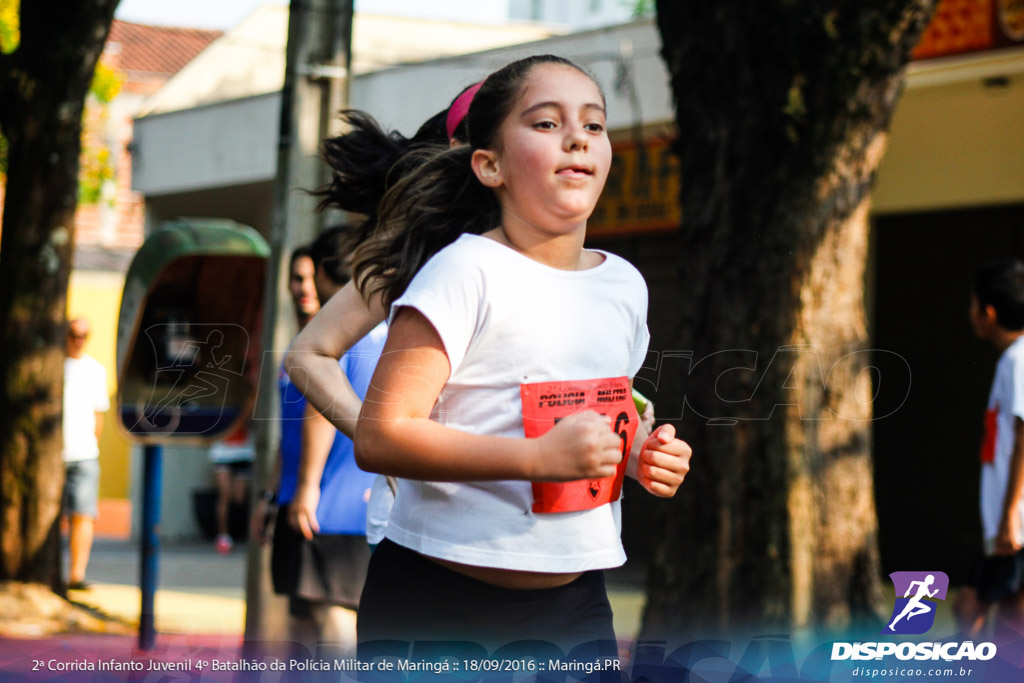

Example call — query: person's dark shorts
[357,538,617,654]
[270,506,371,614]
[271,506,301,596]
[64,459,100,518]
[213,460,252,477]
[973,549,1024,603]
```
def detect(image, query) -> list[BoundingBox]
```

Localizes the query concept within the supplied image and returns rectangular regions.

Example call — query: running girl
[290,54,691,651]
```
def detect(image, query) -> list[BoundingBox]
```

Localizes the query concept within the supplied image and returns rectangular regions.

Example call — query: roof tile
[107,20,222,77]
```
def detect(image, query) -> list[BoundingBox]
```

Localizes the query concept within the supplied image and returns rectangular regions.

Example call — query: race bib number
[521,376,638,514]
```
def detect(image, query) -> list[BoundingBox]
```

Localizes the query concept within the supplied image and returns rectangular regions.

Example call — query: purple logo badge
[883,571,949,635]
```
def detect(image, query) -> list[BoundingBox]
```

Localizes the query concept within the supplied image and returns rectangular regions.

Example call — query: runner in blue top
[286,226,386,649]
[252,245,321,642]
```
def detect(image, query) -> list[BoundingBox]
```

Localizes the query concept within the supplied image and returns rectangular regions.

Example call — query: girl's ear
[471,148,503,188]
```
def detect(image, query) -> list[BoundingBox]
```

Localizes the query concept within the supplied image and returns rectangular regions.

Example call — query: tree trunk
[644,0,935,636]
[0,0,119,587]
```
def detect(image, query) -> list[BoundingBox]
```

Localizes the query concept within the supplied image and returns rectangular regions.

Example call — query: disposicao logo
[883,571,948,635]
[831,570,997,663]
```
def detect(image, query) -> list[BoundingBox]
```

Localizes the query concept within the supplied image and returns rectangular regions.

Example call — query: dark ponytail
[353,144,498,307]
[314,108,448,253]
[352,55,602,308]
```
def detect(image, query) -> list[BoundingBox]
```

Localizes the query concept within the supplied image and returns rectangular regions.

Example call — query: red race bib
[521,376,638,514]
[980,407,998,464]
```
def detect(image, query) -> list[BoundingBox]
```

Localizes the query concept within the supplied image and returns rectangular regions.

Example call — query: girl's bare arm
[284,280,386,438]
[354,307,623,482]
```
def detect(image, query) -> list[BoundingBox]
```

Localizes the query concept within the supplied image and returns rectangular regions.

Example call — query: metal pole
[241,0,309,645]
[243,0,353,644]
[139,443,163,651]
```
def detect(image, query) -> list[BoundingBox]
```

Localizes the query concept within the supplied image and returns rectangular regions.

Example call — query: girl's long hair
[353,55,602,308]
[315,108,448,255]
[352,145,499,307]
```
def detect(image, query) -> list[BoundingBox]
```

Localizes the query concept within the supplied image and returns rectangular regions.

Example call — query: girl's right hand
[532,410,624,481]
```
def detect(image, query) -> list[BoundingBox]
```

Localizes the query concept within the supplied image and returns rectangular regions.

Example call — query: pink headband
[445,82,483,140]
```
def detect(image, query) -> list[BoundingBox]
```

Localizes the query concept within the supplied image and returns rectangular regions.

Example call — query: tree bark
[0,0,119,587]
[644,0,935,636]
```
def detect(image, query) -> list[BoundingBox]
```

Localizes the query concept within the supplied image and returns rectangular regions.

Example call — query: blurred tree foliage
[0,0,16,181]
[628,0,655,19]
[0,0,121,202]
[78,61,122,205]
[0,0,17,54]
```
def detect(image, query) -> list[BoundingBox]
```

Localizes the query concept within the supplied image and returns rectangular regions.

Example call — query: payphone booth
[116,219,269,649]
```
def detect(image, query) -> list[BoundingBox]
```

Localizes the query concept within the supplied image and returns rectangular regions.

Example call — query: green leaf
[0,0,18,54]
[90,62,122,103]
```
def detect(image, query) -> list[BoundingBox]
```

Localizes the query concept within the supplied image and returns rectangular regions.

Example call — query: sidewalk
[71,538,249,636]
[0,538,649,680]
[0,539,251,681]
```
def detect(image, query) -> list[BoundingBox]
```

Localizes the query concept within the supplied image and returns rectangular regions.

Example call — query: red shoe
[215,534,234,554]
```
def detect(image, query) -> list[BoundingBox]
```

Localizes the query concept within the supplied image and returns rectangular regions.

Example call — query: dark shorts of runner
[271,506,301,596]
[973,548,1024,603]
[271,506,371,614]
[357,538,617,656]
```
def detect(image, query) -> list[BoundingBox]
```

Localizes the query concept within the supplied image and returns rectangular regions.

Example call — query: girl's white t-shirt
[384,233,650,573]
[366,474,393,545]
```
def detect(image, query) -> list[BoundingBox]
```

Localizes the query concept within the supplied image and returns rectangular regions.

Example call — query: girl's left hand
[636,424,691,497]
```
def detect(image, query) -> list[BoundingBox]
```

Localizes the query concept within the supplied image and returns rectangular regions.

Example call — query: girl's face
[473,63,612,237]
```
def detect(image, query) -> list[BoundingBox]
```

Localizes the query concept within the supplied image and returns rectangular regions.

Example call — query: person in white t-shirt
[63,317,109,591]
[288,55,692,654]
[958,260,1024,636]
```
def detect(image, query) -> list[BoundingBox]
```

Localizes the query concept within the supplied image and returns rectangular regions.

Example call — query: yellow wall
[874,51,1024,213]
[67,270,131,500]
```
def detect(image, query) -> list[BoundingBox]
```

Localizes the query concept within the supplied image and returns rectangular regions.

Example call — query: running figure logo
[883,571,949,635]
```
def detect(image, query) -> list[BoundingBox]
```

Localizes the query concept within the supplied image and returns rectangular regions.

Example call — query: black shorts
[357,538,617,655]
[972,548,1024,603]
[271,507,301,596]
[214,460,252,477]
[271,505,371,613]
